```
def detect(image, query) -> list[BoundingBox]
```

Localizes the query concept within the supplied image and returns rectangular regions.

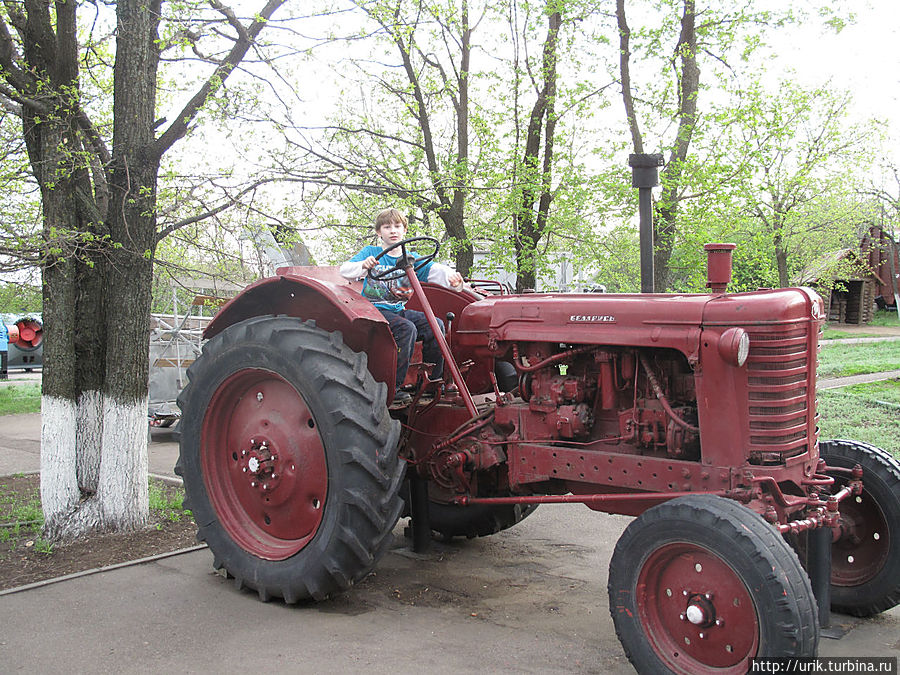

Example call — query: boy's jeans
[377,308,445,393]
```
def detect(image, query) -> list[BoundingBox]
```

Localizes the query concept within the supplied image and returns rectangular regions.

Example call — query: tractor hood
[454,287,822,359]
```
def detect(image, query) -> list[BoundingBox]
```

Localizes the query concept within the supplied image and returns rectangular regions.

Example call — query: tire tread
[177,317,404,604]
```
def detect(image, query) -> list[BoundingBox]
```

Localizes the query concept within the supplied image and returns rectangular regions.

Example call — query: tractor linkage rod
[405,265,478,418]
[454,491,729,507]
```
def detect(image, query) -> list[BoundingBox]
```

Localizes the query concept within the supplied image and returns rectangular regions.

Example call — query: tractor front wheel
[608,495,818,674]
[176,317,404,602]
[819,439,900,617]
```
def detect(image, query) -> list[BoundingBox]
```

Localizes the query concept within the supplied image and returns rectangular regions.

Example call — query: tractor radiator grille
[745,324,813,462]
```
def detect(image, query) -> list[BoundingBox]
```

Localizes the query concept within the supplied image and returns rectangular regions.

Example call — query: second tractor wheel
[819,439,900,616]
[429,497,537,540]
[402,481,537,539]
[608,495,818,674]
[176,317,405,603]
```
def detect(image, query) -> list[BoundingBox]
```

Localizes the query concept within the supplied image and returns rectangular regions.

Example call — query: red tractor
[177,239,900,673]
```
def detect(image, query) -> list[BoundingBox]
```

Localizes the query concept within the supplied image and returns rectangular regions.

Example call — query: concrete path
[819,369,900,390]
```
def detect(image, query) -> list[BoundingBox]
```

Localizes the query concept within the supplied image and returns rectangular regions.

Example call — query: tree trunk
[514,10,560,293]
[442,199,474,277]
[773,229,790,288]
[15,0,109,536]
[617,0,699,292]
[654,0,699,292]
[654,178,680,292]
[5,0,284,540]
[40,0,162,539]
[40,239,81,533]
[89,0,164,531]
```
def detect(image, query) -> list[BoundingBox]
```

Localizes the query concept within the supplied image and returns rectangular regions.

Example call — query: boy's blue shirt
[349,245,434,313]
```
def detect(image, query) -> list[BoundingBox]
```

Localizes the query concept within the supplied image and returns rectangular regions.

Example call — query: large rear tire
[819,439,900,616]
[176,317,404,602]
[608,495,818,674]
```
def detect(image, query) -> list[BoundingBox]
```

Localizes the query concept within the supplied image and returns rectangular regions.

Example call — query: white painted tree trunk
[40,396,81,534]
[41,394,149,541]
[96,395,149,529]
[76,389,102,493]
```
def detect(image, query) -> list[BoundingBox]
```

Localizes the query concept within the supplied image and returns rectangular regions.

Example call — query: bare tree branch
[153,0,286,158]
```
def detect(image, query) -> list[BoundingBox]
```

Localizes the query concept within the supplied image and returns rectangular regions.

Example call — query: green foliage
[716,80,874,288]
[1,0,884,305]
[0,283,42,314]
[0,487,43,525]
[0,110,43,271]
[33,538,54,554]
[148,480,190,522]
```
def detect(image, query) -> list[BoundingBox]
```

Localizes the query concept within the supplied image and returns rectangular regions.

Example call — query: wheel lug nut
[715,618,724,627]
[699,632,706,639]
[679,613,686,621]
[250,481,257,488]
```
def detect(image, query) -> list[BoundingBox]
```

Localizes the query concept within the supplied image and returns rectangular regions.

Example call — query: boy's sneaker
[392,391,412,405]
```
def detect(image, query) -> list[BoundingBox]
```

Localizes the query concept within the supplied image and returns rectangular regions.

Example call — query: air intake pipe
[705,243,736,294]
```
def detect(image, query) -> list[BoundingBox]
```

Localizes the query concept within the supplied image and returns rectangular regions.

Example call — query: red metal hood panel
[457,292,710,352]
[700,287,824,327]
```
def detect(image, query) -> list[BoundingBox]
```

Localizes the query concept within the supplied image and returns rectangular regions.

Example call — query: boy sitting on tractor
[340,207,463,403]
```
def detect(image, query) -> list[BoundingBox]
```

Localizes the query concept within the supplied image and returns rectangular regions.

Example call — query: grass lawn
[0,383,40,415]
[868,309,900,328]
[817,340,900,378]
[818,379,900,461]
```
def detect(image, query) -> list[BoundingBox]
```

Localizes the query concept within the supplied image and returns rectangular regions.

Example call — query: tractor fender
[204,266,397,389]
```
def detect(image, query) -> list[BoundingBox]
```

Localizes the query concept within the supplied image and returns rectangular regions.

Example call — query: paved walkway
[0,369,41,387]
[819,369,900,390]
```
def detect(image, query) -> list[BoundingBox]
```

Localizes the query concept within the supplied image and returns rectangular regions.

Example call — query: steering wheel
[367,236,440,282]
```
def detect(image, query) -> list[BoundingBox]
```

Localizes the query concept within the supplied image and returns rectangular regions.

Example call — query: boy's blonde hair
[374,208,408,232]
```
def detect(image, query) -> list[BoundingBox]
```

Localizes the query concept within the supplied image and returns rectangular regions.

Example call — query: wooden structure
[861,224,900,310]
[796,249,877,324]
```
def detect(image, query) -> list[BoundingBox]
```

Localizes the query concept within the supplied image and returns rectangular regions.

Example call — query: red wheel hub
[201,369,328,560]
[832,492,890,586]
[637,543,759,673]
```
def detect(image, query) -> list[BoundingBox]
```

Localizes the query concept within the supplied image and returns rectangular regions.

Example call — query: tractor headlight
[718,327,750,367]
